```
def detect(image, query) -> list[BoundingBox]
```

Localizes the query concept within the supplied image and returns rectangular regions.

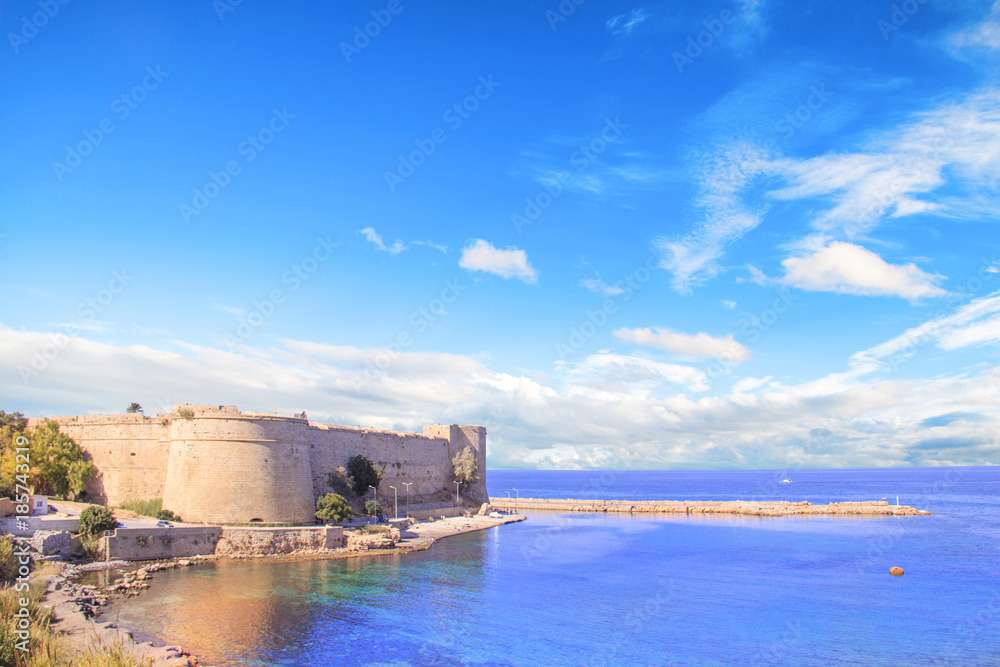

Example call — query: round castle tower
[161,405,315,524]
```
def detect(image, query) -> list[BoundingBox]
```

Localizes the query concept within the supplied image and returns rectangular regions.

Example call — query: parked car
[489,511,504,518]
[156,520,173,528]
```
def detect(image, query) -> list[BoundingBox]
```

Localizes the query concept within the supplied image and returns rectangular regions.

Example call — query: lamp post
[389,485,398,519]
[454,480,461,506]
[369,485,378,522]
[402,482,412,517]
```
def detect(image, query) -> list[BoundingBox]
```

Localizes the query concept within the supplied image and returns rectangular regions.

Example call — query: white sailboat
[779,470,793,484]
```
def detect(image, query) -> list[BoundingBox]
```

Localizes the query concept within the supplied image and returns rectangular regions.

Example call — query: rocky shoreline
[42,513,526,666]
[490,498,932,516]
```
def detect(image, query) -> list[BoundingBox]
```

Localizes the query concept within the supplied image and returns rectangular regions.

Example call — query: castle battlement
[32,404,488,524]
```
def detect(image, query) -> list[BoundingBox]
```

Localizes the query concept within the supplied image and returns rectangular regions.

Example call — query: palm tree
[126,403,144,414]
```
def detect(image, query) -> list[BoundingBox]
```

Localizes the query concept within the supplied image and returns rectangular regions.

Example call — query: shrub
[327,467,355,498]
[355,524,389,534]
[178,408,194,420]
[347,455,382,497]
[78,505,117,536]
[364,500,382,517]
[315,493,353,523]
[156,509,181,522]
[452,446,479,489]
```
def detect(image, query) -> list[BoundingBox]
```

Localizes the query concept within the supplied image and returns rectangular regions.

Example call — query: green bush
[156,509,181,522]
[78,505,118,536]
[315,493,353,522]
[364,500,383,517]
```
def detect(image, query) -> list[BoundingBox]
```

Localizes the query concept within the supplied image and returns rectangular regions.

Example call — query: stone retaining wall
[101,525,346,561]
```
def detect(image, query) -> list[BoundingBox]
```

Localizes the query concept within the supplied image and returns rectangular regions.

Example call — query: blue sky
[2,0,999,469]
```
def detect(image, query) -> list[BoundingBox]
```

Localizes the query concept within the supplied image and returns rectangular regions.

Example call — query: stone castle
[28,404,488,524]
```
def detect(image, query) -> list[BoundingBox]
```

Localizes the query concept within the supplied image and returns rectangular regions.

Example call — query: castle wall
[32,405,487,524]
[308,425,457,508]
[29,414,170,506]
[161,406,315,524]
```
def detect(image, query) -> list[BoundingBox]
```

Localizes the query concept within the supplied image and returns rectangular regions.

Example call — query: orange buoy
[890,566,904,576]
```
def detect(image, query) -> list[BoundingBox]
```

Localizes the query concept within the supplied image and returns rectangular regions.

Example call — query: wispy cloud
[607,8,651,35]
[615,326,751,362]
[360,227,406,254]
[459,239,537,283]
[580,275,625,296]
[653,141,772,293]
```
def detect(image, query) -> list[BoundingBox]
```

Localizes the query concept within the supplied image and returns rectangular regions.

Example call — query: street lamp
[402,482,412,517]
[369,485,378,522]
[454,480,461,506]
[389,485,398,519]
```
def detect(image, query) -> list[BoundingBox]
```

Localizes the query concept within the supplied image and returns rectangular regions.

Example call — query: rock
[890,566,904,576]
[178,559,192,566]
[477,503,494,516]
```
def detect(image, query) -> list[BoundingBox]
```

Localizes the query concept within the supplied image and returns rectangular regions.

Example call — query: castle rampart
[30,404,488,524]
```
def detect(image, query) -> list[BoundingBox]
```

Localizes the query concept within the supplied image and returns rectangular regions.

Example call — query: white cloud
[459,239,537,283]
[3,320,999,470]
[360,227,406,254]
[607,9,650,35]
[950,1,1000,53]
[733,376,773,393]
[779,241,947,300]
[653,141,772,293]
[580,275,625,296]
[412,240,448,253]
[723,300,737,309]
[614,326,751,363]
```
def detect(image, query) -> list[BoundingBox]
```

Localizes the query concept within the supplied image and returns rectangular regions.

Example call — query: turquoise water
[101,467,1000,666]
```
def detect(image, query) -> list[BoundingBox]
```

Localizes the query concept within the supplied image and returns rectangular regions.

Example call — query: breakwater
[488,497,932,516]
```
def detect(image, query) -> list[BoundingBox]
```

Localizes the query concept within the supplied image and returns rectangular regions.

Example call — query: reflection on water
[99,533,493,666]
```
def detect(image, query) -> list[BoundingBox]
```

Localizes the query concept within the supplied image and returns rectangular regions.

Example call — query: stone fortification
[29,404,488,525]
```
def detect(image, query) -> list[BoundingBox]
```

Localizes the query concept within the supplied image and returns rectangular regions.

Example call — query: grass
[115,499,161,518]
[0,565,153,667]
[353,525,390,534]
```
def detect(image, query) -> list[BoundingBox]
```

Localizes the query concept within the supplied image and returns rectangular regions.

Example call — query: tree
[365,500,382,517]
[78,505,117,536]
[126,403,144,414]
[27,420,96,499]
[315,493,353,522]
[452,446,479,490]
[0,411,29,499]
[347,455,382,497]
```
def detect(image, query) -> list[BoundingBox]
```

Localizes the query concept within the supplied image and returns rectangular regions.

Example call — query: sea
[95,467,1000,666]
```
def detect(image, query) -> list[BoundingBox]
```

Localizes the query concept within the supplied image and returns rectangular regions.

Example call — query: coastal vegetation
[124,403,143,414]
[364,500,383,517]
[0,412,95,501]
[1,566,153,667]
[116,498,181,523]
[315,493,353,522]
[452,446,479,490]
[78,506,117,536]
[347,455,383,496]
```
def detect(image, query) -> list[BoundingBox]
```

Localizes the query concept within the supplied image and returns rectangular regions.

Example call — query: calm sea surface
[98,467,1000,666]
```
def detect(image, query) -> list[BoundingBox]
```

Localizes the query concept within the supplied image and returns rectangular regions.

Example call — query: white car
[489,511,504,518]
